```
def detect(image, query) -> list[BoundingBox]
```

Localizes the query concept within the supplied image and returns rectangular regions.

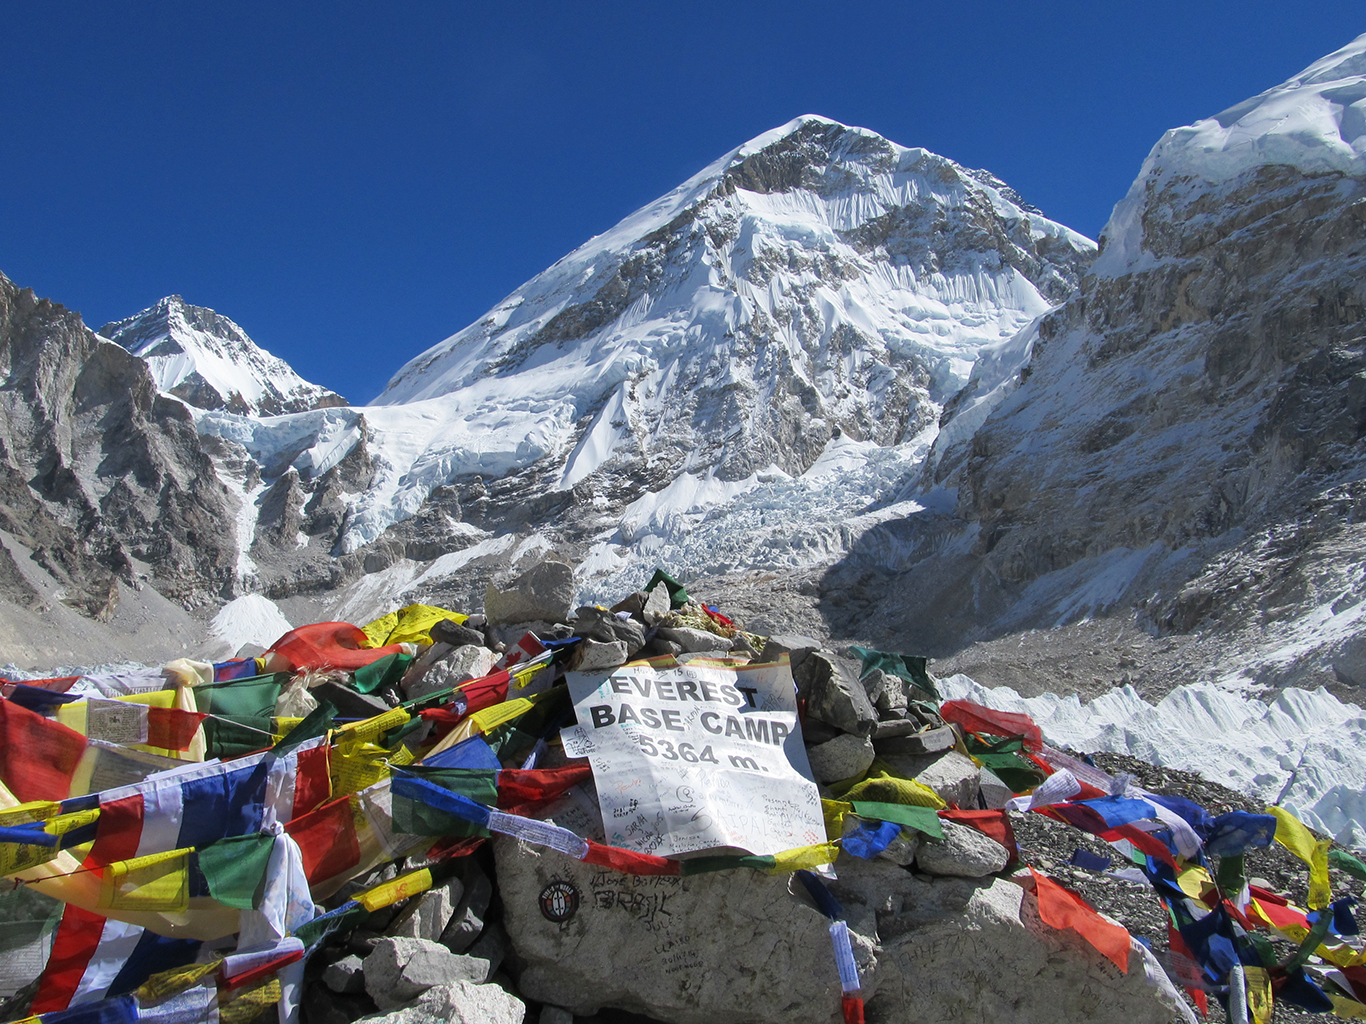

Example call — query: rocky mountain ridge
[0,273,239,665]
[178,115,1095,614]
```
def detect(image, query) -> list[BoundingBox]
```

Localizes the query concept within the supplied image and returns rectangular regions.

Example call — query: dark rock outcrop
[0,271,239,615]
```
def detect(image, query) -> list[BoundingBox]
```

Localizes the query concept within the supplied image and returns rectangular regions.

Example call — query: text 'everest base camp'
[5,30,1366,1024]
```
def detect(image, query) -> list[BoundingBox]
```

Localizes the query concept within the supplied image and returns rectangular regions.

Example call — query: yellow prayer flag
[0,808,100,878]
[1332,994,1366,1020]
[219,978,282,1024]
[99,847,192,913]
[769,842,840,873]
[469,698,535,735]
[136,959,223,1004]
[1175,863,1214,901]
[361,604,467,648]
[0,801,61,827]
[356,866,434,912]
[1266,805,1332,909]
[1244,965,1273,1024]
[837,763,946,810]
[337,707,409,746]
[822,800,852,842]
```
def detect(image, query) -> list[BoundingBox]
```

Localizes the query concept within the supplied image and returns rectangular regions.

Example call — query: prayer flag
[267,623,405,673]
[941,700,1043,750]
[1266,805,1332,909]
[1025,868,1130,973]
[0,698,87,802]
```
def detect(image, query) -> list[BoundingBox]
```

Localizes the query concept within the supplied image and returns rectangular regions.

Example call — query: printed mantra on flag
[564,660,824,858]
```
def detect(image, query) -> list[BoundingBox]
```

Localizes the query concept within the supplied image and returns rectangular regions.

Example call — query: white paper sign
[565,659,824,857]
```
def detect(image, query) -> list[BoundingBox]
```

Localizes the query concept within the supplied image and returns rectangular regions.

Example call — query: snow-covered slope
[100,295,346,416]
[196,116,1094,573]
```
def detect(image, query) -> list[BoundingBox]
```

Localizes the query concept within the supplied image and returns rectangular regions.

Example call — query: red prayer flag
[291,741,332,817]
[285,795,361,885]
[456,670,512,717]
[1167,923,1209,1016]
[1028,868,1130,973]
[268,622,405,672]
[31,903,112,1013]
[3,675,81,693]
[940,700,1043,751]
[0,697,87,801]
[497,764,593,809]
[1096,823,1179,869]
[840,994,865,1024]
[1338,965,1366,1004]
[84,792,145,868]
[145,706,206,751]
[223,949,305,990]
[582,840,680,876]
[1251,895,1309,932]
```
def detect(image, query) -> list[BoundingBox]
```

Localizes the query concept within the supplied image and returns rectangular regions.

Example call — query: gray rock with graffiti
[490,838,1181,1024]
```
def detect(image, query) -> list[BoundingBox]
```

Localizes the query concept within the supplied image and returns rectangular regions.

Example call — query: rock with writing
[492,839,876,1024]
[495,840,1178,1024]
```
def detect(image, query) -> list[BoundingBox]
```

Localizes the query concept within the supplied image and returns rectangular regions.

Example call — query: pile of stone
[294,557,1185,1024]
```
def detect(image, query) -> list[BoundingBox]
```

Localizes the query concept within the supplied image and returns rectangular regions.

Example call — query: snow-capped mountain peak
[100,295,346,416]
[1095,32,1366,276]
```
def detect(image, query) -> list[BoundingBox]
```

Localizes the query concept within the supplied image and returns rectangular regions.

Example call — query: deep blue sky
[1,4,1361,404]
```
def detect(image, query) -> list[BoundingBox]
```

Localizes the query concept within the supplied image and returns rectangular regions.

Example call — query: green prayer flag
[390,793,489,840]
[1284,903,1334,971]
[382,713,428,753]
[194,674,288,718]
[198,833,276,910]
[646,568,690,609]
[851,801,944,840]
[402,767,499,807]
[1216,852,1246,895]
[203,716,276,758]
[849,646,938,700]
[295,902,369,949]
[963,734,1046,793]
[679,854,775,876]
[1329,848,1366,882]
[273,700,336,755]
[1245,932,1278,968]
[353,653,414,695]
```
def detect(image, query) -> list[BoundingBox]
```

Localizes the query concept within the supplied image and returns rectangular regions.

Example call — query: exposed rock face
[0,272,238,617]
[825,37,1366,691]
